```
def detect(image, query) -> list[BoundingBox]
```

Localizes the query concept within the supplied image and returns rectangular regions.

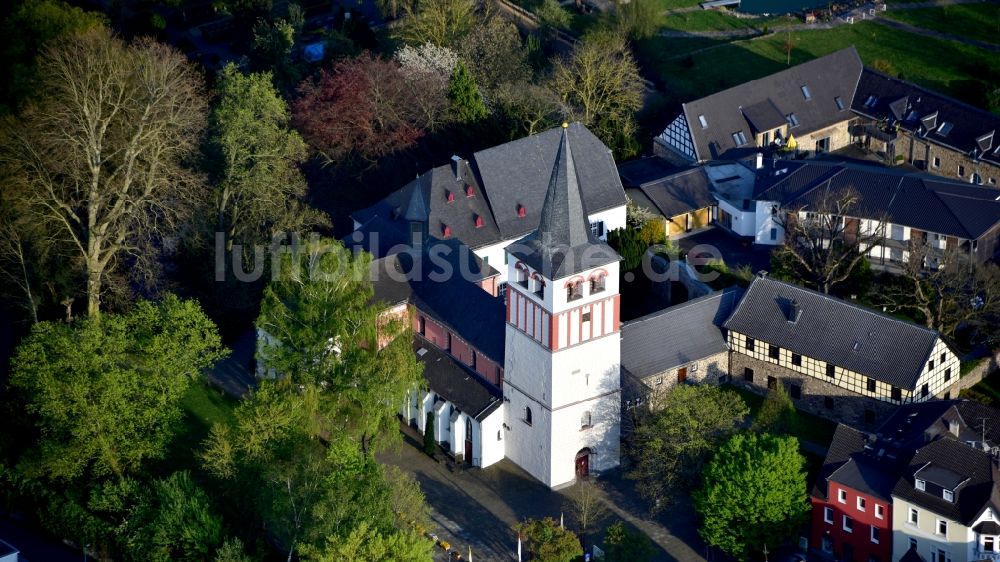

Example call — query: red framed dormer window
[465,184,474,197]
[474,214,484,228]
[442,224,452,237]
[517,204,526,218]
[446,190,455,203]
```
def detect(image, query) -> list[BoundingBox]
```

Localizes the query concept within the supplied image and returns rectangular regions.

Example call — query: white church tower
[502,123,623,489]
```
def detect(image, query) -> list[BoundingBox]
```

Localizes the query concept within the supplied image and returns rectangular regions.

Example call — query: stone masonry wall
[900,133,1000,186]
[728,352,898,430]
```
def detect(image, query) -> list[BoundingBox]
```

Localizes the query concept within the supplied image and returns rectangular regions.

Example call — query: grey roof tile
[414,338,502,422]
[723,276,941,389]
[682,47,863,161]
[621,287,743,379]
[635,167,719,218]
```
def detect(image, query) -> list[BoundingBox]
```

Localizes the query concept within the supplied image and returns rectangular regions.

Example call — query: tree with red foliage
[293,54,429,166]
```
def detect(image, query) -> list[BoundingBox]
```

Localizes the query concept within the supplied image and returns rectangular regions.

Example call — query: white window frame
[909,508,919,525]
[943,489,954,502]
[838,489,847,504]
[843,515,853,533]
[875,504,885,519]
[937,519,947,536]
[824,506,834,524]
[916,478,926,491]
[857,497,867,511]
[871,526,880,544]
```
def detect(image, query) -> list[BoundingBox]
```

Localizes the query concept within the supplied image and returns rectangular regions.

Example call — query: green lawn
[722,385,838,447]
[161,380,239,475]
[961,369,1000,407]
[883,3,1000,46]
[655,0,707,11]
[660,10,796,31]
[645,20,1000,105]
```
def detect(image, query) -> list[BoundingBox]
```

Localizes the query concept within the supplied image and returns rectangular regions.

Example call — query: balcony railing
[976,550,1000,561]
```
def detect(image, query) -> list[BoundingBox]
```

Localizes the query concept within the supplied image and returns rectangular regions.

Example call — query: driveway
[676,227,775,273]
[379,426,710,562]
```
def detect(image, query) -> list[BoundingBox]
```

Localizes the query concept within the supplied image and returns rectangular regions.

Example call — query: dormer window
[465,184,474,197]
[916,478,926,491]
[943,489,954,502]
[517,204,526,218]
[835,96,845,110]
[864,95,878,108]
[698,114,708,129]
[474,214,484,228]
[446,190,455,202]
[732,131,748,146]
[786,113,800,127]
[442,224,452,237]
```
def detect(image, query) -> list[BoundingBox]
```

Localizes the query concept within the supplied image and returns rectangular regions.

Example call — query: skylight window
[698,114,708,129]
[835,96,845,110]
[786,113,800,127]
[937,122,954,137]
[732,131,748,146]
[864,95,878,108]
[801,85,812,100]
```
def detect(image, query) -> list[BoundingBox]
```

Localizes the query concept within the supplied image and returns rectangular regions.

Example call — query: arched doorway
[465,417,474,465]
[575,448,592,478]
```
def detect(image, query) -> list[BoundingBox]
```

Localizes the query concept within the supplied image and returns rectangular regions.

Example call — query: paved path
[379,425,709,562]
[877,16,1000,51]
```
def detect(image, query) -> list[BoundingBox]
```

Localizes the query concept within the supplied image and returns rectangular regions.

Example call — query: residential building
[620,163,719,238]
[656,47,1000,187]
[810,400,1000,562]
[655,47,863,164]
[708,159,1000,268]
[351,123,627,288]
[851,69,1000,186]
[724,275,960,428]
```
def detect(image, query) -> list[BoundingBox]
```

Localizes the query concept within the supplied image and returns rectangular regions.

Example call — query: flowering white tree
[394,43,458,130]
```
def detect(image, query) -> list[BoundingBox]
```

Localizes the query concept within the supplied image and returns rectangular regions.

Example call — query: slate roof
[894,437,1000,525]
[621,287,743,379]
[352,123,626,254]
[828,455,901,502]
[753,160,1000,240]
[414,338,502,422]
[679,47,863,161]
[370,249,506,363]
[508,125,621,279]
[625,167,719,220]
[724,275,941,389]
[852,68,1000,168]
[812,423,869,501]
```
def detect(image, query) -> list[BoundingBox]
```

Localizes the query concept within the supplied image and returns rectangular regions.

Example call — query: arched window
[566,280,584,301]
[524,406,533,426]
[530,273,545,298]
[581,411,592,429]
[515,263,529,287]
[590,271,607,294]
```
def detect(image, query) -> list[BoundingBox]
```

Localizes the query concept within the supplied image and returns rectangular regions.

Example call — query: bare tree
[877,243,1000,343]
[0,30,208,318]
[774,188,885,294]
[565,479,609,538]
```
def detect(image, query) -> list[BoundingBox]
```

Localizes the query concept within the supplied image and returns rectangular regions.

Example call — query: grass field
[722,385,838,447]
[660,10,797,31]
[883,3,1000,46]
[655,0,706,10]
[640,20,1000,103]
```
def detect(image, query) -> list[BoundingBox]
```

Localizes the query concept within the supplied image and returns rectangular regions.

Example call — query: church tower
[502,123,622,489]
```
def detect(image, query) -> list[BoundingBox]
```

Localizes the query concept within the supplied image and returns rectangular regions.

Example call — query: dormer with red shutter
[465,184,474,197]
[446,190,455,203]
[517,204,526,218]
[442,224,452,237]
[474,214,484,228]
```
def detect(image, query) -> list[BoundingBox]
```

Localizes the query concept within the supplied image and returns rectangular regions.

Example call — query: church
[358,123,625,489]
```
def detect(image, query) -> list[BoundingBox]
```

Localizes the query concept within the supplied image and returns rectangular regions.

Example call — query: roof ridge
[623,288,733,325]
[863,67,1000,122]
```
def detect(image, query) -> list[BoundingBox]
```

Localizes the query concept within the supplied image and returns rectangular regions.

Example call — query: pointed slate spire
[507,123,620,279]
[536,122,596,253]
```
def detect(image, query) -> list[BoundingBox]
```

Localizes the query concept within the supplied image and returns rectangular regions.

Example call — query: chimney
[755,152,764,170]
[787,299,801,323]
[949,420,960,437]
[451,155,462,181]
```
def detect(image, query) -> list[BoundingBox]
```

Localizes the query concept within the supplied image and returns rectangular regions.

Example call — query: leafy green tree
[515,517,582,562]
[10,295,225,481]
[124,471,223,561]
[0,0,107,113]
[214,538,254,562]
[448,61,488,122]
[694,433,809,559]
[752,385,800,436]
[549,30,643,158]
[460,11,530,92]
[607,227,645,271]
[300,522,432,561]
[603,521,654,562]
[209,63,326,253]
[629,385,748,513]
[255,238,423,454]
[536,0,571,32]
[397,0,476,47]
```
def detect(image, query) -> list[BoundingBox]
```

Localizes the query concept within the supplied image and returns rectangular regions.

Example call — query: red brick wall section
[811,483,893,562]
[412,306,503,386]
